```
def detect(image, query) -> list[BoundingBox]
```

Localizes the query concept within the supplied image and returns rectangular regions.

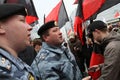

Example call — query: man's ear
[95,29,101,33]
[42,34,49,42]
[0,24,6,34]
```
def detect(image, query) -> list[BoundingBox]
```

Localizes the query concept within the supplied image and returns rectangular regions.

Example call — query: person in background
[68,32,84,74]
[82,30,93,71]
[0,3,37,80]
[32,38,42,53]
[87,20,120,80]
[31,20,91,80]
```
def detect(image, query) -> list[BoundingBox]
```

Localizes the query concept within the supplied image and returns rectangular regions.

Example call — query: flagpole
[4,0,7,3]
[30,0,38,17]
[44,14,45,24]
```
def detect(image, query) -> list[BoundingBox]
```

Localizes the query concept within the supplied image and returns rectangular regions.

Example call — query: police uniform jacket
[0,48,37,80]
[31,42,82,80]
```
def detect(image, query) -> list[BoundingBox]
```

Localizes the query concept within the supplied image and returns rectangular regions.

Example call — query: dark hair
[33,38,42,47]
[40,29,50,41]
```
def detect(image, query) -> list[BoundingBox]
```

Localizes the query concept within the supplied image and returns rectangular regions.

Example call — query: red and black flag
[82,0,104,20]
[45,0,69,28]
[73,0,104,18]
[89,43,104,80]
[74,0,120,20]
[91,0,120,19]
[73,0,104,45]
[73,0,120,44]
[73,0,84,44]
[4,0,38,25]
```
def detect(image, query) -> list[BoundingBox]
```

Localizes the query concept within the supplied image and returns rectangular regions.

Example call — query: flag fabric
[5,0,38,25]
[45,0,69,28]
[81,0,120,20]
[73,0,105,20]
[92,0,120,19]
[73,0,84,44]
[83,0,105,20]
[73,0,105,45]
[96,0,120,14]
[89,43,104,80]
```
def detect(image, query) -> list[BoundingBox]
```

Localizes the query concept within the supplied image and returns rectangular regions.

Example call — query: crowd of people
[0,3,120,80]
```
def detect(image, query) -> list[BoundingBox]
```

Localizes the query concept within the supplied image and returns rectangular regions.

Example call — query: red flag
[89,43,104,80]
[5,0,38,25]
[45,0,69,28]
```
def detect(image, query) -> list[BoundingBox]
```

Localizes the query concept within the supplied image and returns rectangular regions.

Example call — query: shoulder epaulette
[0,55,11,70]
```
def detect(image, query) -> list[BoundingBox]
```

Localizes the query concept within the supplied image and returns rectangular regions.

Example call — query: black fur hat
[38,20,58,36]
[0,3,27,20]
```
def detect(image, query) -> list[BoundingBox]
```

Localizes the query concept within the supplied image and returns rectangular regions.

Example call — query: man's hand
[88,65,100,72]
[82,76,91,80]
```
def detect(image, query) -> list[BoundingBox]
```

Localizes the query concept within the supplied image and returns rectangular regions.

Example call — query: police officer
[31,20,91,80]
[0,3,37,80]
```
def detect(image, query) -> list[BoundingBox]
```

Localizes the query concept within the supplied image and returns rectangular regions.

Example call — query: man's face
[2,15,32,52]
[44,27,64,46]
[35,44,41,53]
[92,29,102,43]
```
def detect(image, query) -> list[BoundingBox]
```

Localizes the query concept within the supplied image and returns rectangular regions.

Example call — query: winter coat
[31,42,82,80]
[0,48,37,80]
[99,31,120,80]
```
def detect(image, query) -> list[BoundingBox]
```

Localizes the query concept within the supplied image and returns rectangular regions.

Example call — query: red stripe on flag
[90,52,104,67]
[5,0,38,25]
[73,0,84,45]
[83,0,105,20]
[26,16,38,24]
[74,16,84,45]
[45,0,69,28]
[91,0,120,19]
[89,52,104,79]
[45,1,62,23]
[88,43,104,80]
[74,0,105,45]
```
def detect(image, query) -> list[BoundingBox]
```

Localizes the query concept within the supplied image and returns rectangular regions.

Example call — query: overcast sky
[32,0,77,25]
[31,0,77,39]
